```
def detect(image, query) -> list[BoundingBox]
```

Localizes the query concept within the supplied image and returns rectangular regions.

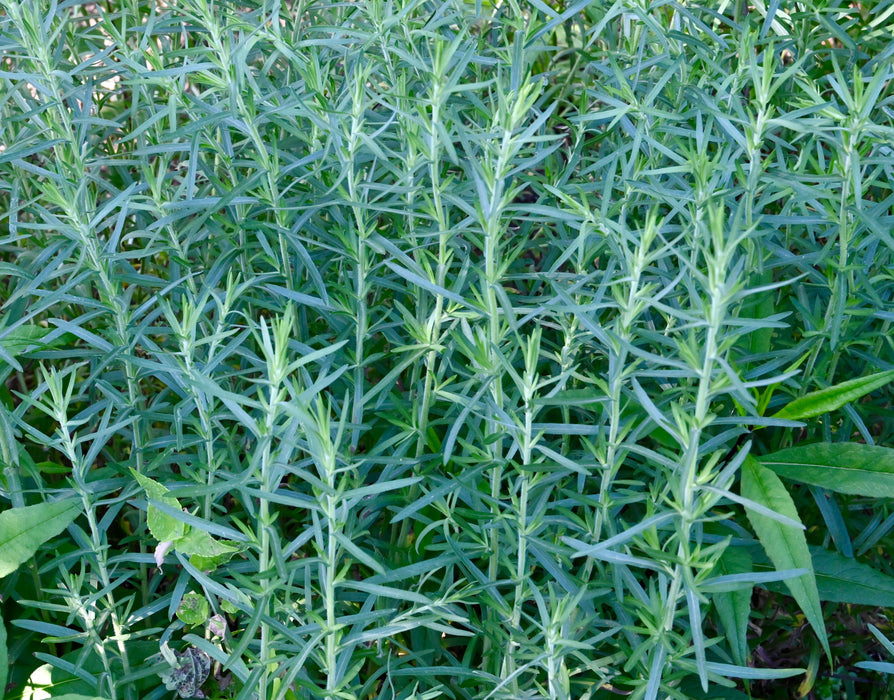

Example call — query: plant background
[1,0,894,699]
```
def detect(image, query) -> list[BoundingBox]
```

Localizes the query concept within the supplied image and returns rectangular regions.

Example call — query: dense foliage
[2,1,894,699]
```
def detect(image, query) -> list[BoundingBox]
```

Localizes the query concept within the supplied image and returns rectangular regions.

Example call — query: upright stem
[344,62,373,454]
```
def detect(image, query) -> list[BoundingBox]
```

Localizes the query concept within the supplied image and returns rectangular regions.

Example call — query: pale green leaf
[856,661,894,674]
[0,499,80,578]
[174,527,240,571]
[741,456,830,660]
[703,662,804,680]
[761,442,894,497]
[130,469,185,542]
[772,370,894,421]
[175,527,239,557]
[176,592,211,627]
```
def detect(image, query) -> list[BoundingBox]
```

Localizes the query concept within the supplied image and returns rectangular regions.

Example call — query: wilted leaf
[155,645,211,699]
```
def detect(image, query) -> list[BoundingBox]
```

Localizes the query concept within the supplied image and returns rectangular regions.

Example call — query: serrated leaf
[741,456,830,660]
[761,443,894,498]
[772,369,894,421]
[0,499,80,578]
[810,546,894,606]
[130,469,185,542]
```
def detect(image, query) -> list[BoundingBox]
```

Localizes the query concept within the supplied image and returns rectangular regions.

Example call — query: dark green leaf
[741,456,830,660]
[761,442,894,497]
[811,547,894,606]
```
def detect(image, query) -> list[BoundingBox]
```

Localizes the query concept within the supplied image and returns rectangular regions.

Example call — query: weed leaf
[741,456,830,659]
[129,469,186,542]
[810,547,894,607]
[772,370,894,421]
[761,443,894,497]
[0,499,79,578]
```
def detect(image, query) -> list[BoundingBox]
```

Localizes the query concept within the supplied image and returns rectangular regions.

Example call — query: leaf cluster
[1,1,894,699]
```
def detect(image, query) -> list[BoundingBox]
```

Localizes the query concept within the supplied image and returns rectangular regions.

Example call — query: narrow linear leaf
[703,662,804,680]
[741,456,830,660]
[685,584,708,691]
[867,623,894,658]
[701,568,809,592]
[645,644,666,700]
[711,548,753,667]
[761,442,894,498]
[0,499,80,578]
[855,661,894,674]
[772,369,894,421]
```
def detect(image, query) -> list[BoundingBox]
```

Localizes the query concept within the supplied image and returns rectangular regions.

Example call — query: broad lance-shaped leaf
[761,443,894,498]
[772,369,894,421]
[741,456,830,660]
[0,499,80,578]
[810,546,894,607]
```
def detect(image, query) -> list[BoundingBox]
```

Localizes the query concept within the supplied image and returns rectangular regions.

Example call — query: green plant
[1,1,894,699]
